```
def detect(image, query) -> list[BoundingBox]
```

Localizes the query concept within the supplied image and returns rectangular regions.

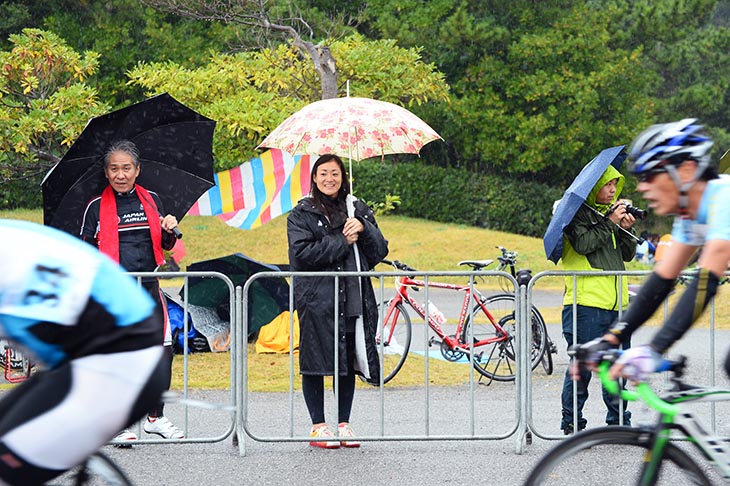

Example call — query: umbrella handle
[138,190,183,239]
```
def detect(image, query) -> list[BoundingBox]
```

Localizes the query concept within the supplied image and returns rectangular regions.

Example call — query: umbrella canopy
[182,253,290,335]
[42,93,216,236]
[257,95,442,167]
[543,145,627,264]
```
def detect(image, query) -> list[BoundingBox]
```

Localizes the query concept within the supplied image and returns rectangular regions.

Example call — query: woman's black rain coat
[287,196,389,383]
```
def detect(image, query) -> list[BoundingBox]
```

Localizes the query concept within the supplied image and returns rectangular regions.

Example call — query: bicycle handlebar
[595,356,684,416]
[572,349,686,416]
[381,259,417,273]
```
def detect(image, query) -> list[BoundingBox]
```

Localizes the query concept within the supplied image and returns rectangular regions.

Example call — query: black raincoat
[287,196,388,382]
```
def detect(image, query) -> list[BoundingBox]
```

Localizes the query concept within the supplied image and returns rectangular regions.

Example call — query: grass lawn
[3,208,729,391]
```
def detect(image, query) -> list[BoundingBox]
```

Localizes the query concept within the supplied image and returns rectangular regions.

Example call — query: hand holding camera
[608,199,645,228]
[623,203,647,220]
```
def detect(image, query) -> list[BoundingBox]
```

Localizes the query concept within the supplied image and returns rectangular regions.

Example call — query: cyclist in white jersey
[0,219,166,485]
[577,118,730,381]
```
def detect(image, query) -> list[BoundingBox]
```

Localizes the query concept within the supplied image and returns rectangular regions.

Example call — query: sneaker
[112,429,137,448]
[337,422,361,448]
[144,416,184,439]
[309,425,340,449]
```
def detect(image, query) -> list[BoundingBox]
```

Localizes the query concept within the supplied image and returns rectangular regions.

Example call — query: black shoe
[562,424,586,435]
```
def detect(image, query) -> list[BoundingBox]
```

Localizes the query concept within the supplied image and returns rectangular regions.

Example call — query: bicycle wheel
[48,452,133,485]
[540,335,555,375]
[365,300,411,384]
[462,294,547,382]
[524,427,711,485]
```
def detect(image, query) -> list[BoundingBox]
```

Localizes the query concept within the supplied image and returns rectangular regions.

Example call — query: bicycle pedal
[428,337,440,347]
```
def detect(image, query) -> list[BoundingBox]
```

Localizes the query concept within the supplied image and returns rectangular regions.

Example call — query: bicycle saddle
[458,259,494,270]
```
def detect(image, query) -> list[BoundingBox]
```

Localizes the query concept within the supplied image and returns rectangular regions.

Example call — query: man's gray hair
[104,140,140,169]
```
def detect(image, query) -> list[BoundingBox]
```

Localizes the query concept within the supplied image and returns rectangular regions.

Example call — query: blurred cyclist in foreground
[583,118,730,381]
[576,118,730,381]
[0,219,166,485]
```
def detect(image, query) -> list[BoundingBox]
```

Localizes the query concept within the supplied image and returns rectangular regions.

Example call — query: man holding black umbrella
[80,140,184,443]
[559,163,637,435]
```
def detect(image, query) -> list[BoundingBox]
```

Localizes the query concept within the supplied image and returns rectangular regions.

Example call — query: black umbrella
[41,92,216,236]
[182,253,290,335]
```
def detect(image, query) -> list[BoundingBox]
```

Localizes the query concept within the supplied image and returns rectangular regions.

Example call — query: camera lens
[625,204,647,220]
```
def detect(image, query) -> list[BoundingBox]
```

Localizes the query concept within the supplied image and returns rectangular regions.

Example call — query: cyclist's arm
[607,241,726,353]
[649,240,730,353]
[697,239,730,277]
[604,242,696,345]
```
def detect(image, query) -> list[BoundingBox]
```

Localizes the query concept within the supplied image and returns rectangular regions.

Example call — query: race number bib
[0,227,98,325]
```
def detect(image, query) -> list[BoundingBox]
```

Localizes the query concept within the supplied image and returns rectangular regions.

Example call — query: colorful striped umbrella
[187,149,312,229]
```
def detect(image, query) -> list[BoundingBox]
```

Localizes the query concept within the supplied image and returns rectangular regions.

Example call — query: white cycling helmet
[628,118,714,211]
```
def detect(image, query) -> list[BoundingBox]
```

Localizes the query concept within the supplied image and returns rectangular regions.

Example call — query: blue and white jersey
[671,175,730,246]
[0,219,159,367]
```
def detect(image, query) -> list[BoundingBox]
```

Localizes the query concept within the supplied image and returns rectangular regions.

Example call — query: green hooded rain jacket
[561,164,636,310]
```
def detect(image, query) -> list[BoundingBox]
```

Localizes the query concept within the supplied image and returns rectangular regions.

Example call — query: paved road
[74,324,730,485]
[6,286,730,485]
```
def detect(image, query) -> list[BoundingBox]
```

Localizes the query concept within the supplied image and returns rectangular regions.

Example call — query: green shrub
[0,176,43,210]
[353,161,563,238]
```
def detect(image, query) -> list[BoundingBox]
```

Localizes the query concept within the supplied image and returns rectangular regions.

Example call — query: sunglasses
[636,168,668,183]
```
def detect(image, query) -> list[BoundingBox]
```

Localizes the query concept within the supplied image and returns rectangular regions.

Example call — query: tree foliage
[141,0,365,99]
[449,4,656,183]
[3,0,730,224]
[127,34,449,170]
[0,28,109,181]
[362,0,730,186]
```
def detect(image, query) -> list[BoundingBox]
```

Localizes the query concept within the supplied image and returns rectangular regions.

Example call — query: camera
[624,203,647,220]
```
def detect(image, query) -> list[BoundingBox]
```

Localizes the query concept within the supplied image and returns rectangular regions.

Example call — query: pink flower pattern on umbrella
[258,97,442,162]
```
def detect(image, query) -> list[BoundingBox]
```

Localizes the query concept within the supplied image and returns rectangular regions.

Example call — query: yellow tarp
[255,311,300,354]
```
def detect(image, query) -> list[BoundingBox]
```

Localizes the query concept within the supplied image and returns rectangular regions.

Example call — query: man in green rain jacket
[560,164,637,434]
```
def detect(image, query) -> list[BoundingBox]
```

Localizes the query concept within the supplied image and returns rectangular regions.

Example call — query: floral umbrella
[259,95,441,380]
[257,96,442,192]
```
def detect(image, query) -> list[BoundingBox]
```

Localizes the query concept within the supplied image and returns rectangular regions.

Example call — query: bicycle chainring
[440,336,466,361]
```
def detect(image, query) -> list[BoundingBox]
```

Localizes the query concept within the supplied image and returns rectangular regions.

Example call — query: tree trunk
[297,40,338,100]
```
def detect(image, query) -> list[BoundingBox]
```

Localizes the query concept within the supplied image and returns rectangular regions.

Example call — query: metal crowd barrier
[235,268,530,456]
[119,270,238,446]
[115,267,728,455]
[526,269,730,444]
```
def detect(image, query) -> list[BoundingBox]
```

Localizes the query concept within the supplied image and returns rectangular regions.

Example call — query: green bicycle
[524,351,730,485]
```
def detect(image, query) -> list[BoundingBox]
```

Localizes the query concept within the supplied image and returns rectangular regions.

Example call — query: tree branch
[142,0,338,99]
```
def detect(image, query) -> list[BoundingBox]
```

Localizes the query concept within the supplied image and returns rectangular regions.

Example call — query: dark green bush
[0,176,43,209]
[353,161,563,238]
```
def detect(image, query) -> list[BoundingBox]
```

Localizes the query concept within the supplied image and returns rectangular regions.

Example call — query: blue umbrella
[543,145,627,264]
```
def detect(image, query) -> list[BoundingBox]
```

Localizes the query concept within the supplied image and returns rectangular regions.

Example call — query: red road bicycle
[1,341,32,383]
[373,249,551,384]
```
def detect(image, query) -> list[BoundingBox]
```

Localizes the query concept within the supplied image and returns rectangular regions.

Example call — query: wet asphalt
[6,287,730,485]
[99,319,730,486]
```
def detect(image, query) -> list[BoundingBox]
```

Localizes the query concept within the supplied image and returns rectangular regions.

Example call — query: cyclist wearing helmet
[0,219,167,485]
[579,118,730,381]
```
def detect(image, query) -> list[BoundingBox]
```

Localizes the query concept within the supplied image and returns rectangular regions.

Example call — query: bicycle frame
[384,273,508,352]
[598,361,730,479]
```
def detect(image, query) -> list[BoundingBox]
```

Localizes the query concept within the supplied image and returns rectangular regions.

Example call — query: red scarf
[98,184,165,266]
